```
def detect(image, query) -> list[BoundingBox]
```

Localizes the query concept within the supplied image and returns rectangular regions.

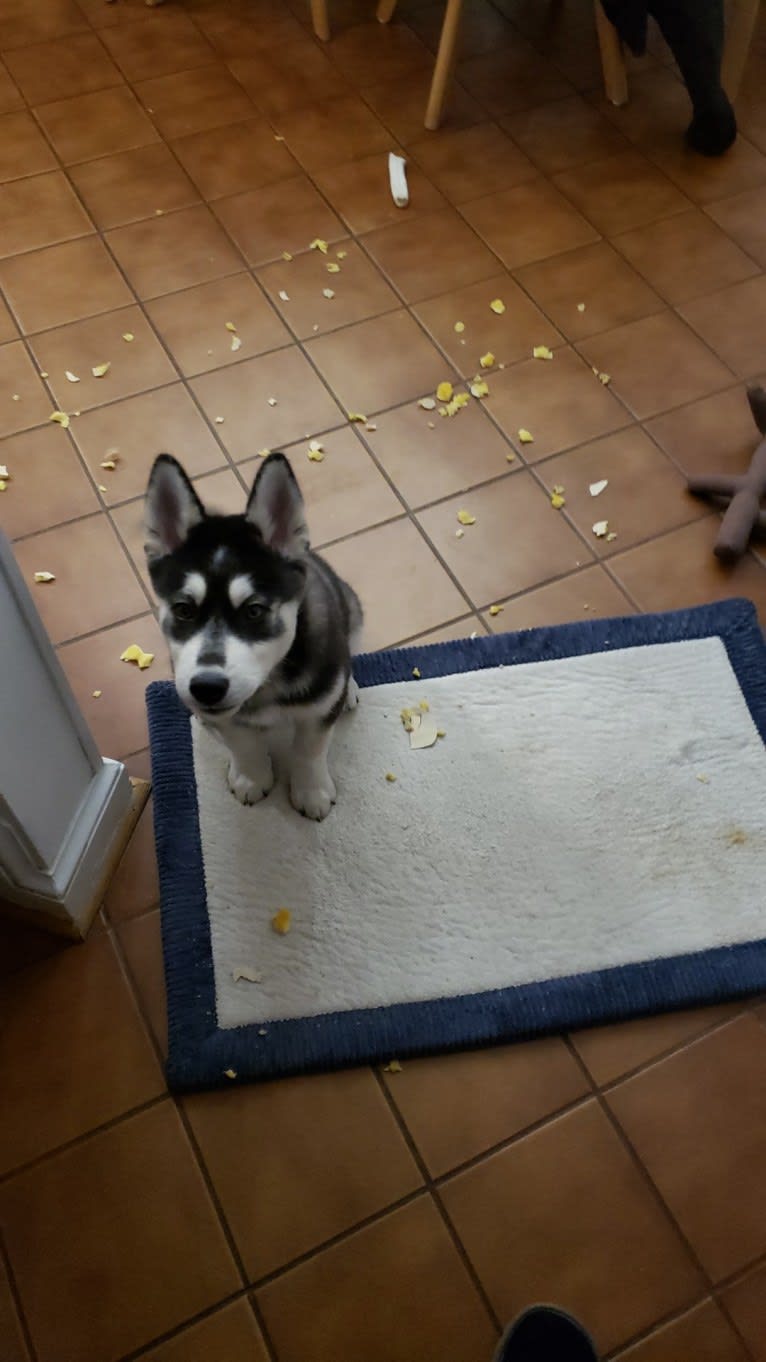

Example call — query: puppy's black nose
[189,671,229,708]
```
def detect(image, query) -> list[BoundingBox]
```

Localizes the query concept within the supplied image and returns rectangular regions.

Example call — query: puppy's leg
[290,719,336,821]
[221,721,275,806]
[344,676,360,711]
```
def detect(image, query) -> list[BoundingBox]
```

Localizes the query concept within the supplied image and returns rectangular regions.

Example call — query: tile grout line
[0,1225,38,1362]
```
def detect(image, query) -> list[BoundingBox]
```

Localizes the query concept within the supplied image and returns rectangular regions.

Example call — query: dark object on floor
[688,387,766,562]
[494,1306,600,1362]
[602,0,737,154]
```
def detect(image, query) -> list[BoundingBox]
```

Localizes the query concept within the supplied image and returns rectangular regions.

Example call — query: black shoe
[494,1306,599,1362]
[685,91,738,156]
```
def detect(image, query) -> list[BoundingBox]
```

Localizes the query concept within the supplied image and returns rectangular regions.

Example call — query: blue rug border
[147,598,766,1091]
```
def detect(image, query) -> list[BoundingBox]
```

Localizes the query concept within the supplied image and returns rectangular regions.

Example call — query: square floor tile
[134,63,255,139]
[70,383,225,504]
[323,20,431,87]
[649,133,766,206]
[720,1262,766,1362]
[0,0,87,51]
[192,0,303,59]
[306,309,449,414]
[407,0,517,59]
[463,179,599,271]
[214,175,347,266]
[30,306,176,413]
[0,1104,239,1362]
[146,274,290,376]
[4,32,122,105]
[608,1015,766,1281]
[487,346,631,460]
[679,275,766,380]
[363,206,499,303]
[12,514,148,644]
[78,0,162,26]
[100,10,215,81]
[0,171,92,260]
[0,341,59,436]
[645,386,762,480]
[408,124,536,204]
[414,273,562,377]
[0,111,56,182]
[191,347,342,459]
[0,424,99,538]
[417,470,589,606]
[0,292,18,343]
[36,85,160,165]
[594,67,692,151]
[103,793,161,924]
[502,94,626,175]
[172,117,298,200]
[612,210,759,305]
[106,203,242,300]
[140,1301,269,1362]
[275,94,393,171]
[363,398,514,507]
[117,909,167,1055]
[514,240,663,343]
[618,1300,749,1362]
[313,150,446,235]
[363,70,485,146]
[185,1068,421,1278]
[240,427,402,546]
[0,61,23,114]
[609,517,766,622]
[257,240,399,338]
[706,185,766,269]
[59,613,170,759]
[322,518,466,649]
[69,143,200,230]
[457,44,572,118]
[553,151,689,236]
[0,1255,27,1362]
[257,1196,497,1362]
[228,37,351,116]
[538,427,706,557]
[0,237,131,334]
[0,933,162,1175]
[576,312,732,420]
[484,564,633,629]
[384,1038,588,1177]
[441,1101,702,1353]
[571,1002,744,1087]
[409,615,484,644]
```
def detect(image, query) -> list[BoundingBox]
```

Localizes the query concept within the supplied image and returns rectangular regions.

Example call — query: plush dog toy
[687,386,766,563]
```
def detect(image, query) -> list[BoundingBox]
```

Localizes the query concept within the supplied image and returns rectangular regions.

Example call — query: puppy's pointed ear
[144,454,205,562]
[245,452,309,556]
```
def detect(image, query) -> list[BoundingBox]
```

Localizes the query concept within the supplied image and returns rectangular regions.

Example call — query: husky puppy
[144,452,362,821]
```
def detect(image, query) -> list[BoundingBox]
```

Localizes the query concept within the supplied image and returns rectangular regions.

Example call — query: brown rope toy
[687,386,766,563]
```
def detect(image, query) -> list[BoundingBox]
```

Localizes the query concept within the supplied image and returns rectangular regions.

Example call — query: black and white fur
[144,452,362,821]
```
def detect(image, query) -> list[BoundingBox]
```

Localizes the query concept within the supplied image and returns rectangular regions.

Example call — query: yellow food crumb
[597,372,611,385]
[323,287,335,299]
[271,908,292,935]
[385,772,397,782]
[551,493,565,509]
[347,411,367,422]
[412,667,421,678]
[480,351,495,368]
[518,428,534,443]
[418,699,430,712]
[383,1060,402,1073]
[215,415,224,423]
[34,571,55,583]
[307,438,324,462]
[444,392,470,416]
[100,459,117,470]
[310,238,329,253]
[49,411,70,428]
[326,261,340,273]
[336,249,348,259]
[98,484,107,492]
[230,335,242,352]
[92,689,102,698]
[457,509,476,525]
[120,644,154,670]
[533,345,554,360]
[490,299,506,314]
[470,379,489,398]
[436,381,454,402]
[122,332,134,341]
[489,604,503,616]
[65,370,80,383]
[506,452,516,462]
[0,481,6,492]
[605,530,617,542]
[224,1068,237,1079]
[257,447,271,458]
[592,520,609,538]
[577,303,586,313]
[224,318,237,332]
[281,251,293,261]
[91,362,110,377]
[454,321,465,333]
[436,728,446,738]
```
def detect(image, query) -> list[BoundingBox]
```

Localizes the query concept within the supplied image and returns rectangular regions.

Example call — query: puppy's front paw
[290,771,337,821]
[227,758,274,805]
[344,677,360,711]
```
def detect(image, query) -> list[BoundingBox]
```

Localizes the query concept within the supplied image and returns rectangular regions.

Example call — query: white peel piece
[589,479,608,497]
[233,966,262,983]
[388,152,409,209]
[410,715,439,749]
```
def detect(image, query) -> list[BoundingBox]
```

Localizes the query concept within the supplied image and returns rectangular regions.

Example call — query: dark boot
[494,1305,599,1362]
[649,0,737,154]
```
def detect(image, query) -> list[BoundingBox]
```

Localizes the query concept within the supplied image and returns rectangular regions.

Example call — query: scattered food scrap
[65,370,80,383]
[456,528,464,538]
[454,321,465,333]
[307,439,324,462]
[0,482,6,493]
[322,287,335,299]
[589,479,608,497]
[550,487,566,509]
[224,1068,237,1079]
[225,319,237,333]
[49,411,70,428]
[281,251,293,261]
[437,381,453,402]
[34,571,55,583]
[696,773,710,784]
[215,415,224,423]
[337,249,347,259]
[310,238,329,254]
[457,509,476,525]
[533,345,554,361]
[383,1060,403,1073]
[443,392,469,416]
[271,908,292,935]
[233,966,262,983]
[120,644,154,670]
[470,378,489,399]
[418,396,436,411]
[480,351,495,368]
[597,371,611,385]
[91,362,110,377]
[577,303,586,313]
[257,447,270,458]
[92,689,102,698]
[606,530,617,542]
[122,332,134,342]
[326,262,340,273]
[592,520,609,538]
[489,604,504,616]
[347,411,367,422]
[12,393,19,401]
[385,771,397,782]
[98,484,107,493]
[490,298,506,314]
[278,289,290,302]
[412,667,421,678]
[518,428,534,444]
[410,714,440,748]
[230,334,242,351]
[388,151,409,208]
[506,451,516,462]
[267,397,277,406]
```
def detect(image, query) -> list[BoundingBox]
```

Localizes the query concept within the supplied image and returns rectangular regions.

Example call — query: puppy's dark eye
[172,600,197,622]
[243,598,267,621]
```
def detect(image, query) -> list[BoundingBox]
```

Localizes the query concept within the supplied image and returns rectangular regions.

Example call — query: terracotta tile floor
[2,1,766,1359]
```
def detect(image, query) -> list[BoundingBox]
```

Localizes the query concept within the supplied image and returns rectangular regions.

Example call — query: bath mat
[147,599,766,1091]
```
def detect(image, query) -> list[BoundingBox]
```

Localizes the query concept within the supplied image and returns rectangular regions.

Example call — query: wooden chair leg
[721,0,760,100]
[425,0,464,131]
[594,0,628,107]
[376,0,398,23]
[310,0,330,42]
